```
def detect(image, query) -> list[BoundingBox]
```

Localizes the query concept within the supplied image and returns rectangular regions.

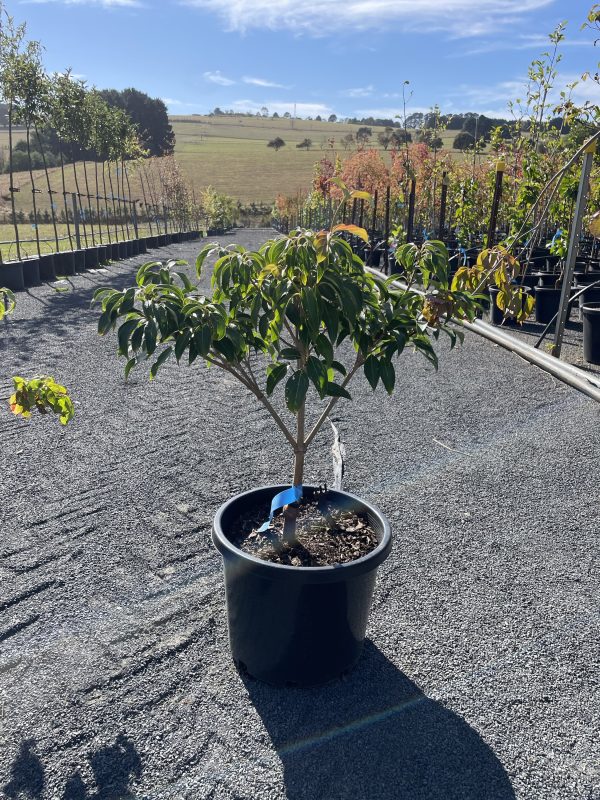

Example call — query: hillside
[0,114,490,228]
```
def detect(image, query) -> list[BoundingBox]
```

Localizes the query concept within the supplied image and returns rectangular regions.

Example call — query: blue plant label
[257,485,303,533]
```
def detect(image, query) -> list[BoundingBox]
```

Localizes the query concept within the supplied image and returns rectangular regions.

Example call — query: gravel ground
[1,228,599,800]
[480,298,600,378]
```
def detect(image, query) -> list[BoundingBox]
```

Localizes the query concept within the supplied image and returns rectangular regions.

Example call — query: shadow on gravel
[245,641,515,800]
[3,734,142,800]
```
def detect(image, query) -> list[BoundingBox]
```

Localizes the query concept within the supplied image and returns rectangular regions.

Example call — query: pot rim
[581,302,600,314]
[212,483,392,581]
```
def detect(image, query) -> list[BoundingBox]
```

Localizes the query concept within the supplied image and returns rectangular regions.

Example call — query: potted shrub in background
[95,187,485,687]
[1,286,75,424]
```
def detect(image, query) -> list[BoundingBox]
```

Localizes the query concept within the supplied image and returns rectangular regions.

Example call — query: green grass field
[0,115,489,240]
[0,221,157,261]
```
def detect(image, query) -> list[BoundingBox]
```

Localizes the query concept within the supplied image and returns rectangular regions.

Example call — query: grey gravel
[0,229,599,800]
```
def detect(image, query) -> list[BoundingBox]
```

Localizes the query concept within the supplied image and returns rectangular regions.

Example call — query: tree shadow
[3,739,45,799]
[2,734,142,800]
[244,641,515,800]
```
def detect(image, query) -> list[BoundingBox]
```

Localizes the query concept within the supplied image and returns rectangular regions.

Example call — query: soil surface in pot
[232,494,378,567]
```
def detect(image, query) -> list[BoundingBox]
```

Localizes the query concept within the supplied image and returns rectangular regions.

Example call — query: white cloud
[181,0,553,37]
[341,85,374,98]
[231,99,335,117]
[243,76,289,88]
[456,32,593,56]
[353,105,431,119]
[203,70,236,86]
[22,0,141,7]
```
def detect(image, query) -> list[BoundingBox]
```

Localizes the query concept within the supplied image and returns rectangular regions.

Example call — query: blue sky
[16,0,599,120]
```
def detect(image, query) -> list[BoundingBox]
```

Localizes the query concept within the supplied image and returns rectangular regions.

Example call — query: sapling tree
[0,7,27,260]
[94,184,484,543]
[0,287,75,424]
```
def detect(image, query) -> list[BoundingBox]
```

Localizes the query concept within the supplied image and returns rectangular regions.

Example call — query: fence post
[486,160,505,247]
[407,179,416,244]
[438,172,449,240]
[552,141,596,357]
[163,204,168,235]
[368,191,378,266]
[72,193,81,250]
[383,185,391,274]
[132,201,139,239]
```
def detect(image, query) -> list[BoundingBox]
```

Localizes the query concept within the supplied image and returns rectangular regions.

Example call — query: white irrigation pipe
[365,265,600,406]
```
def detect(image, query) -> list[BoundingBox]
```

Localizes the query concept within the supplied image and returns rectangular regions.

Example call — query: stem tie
[257,485,303,533]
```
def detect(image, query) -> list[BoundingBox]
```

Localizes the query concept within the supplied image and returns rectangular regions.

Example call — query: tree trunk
[101,161,112,244]
[71,148,88,247]
[7,103,21,261]
[82,159,96,245]
[58,141,74,250]
[139,166,153,235]
[26,125,42,258]
[120,160,131,238]
[35,124,60,253]
[94,160,102,244]
[107,162,119,241]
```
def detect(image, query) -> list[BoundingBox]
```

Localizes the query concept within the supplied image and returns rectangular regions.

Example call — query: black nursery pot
[73,249,86,272]
[488,286,514,326]
[212,485,392,688]
[582,303,600,364]
[117,242,128,260]
[22,257,41,287]
[55,251,76,276]
[534,286,562,325]
[85,246,100,269]
[0,261,25,292]
[38,253,56,281]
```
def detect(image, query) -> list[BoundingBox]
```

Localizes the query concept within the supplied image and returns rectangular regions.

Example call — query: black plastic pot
[577,286,600,317]
[130,239,140,256]
[118,242,128,260]
[137,238,147,255]
[55,251,76,276]
[532,272,558,288]
[0,261,25,292]
[534,286,562,324]
[85,246,100,269]
[582,303,600,364]
[98,245,108,264]
[212,485,392,687]
[73,249,86,272]
[38,253,56,282]
[22,257,41,287]
[145,235,157,249]
[488,287,514,326]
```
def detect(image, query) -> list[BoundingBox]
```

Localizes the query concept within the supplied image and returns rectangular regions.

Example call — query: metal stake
[72,193,81,250]
[552,141,596,357]
[486,160,505,247]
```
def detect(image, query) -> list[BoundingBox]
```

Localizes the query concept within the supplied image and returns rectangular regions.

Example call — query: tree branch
[305,354,364,446]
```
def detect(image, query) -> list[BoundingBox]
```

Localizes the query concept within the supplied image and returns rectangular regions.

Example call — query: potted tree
[95,187,484,687]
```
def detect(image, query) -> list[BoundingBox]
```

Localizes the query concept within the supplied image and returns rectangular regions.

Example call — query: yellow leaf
[332,224,369,243]
[350,190,372,201]
[589,211,600,238]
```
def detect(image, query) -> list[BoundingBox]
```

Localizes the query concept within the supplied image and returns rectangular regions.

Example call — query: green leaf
[150,346,173,380]
[306,355,328,398]
[280,346,301,361]
[285,370,309,413]
[175,330,192,362]
[364,357,380,391]
[124,357,137,380]
[325,382,351,400]
[144,320,157,355]
[301,287,320,332]
[117,319,140,356]
[266,362,287,395]
[379,360,395,394]
[315,334,333,364]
